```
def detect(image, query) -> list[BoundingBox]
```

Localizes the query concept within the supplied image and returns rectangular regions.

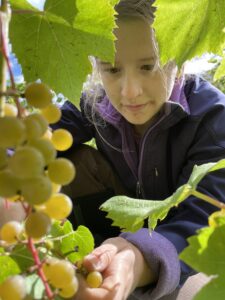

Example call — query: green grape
[20,175,52,205]
[47,158,76,185]
[23,114,45,140]
[0,116,26,148]
[86,271,103,288]
[8,146,45,179]
[25,211,51,239]
[0,169,20,197]
[0,148,8,170]
[0,275,26,300]
[43,193,73,220]
[0,221,23,244]
[59,276,79,298]
[28,138,56,166]
[24,82,52,108]
[3,103,18,117]
[41,103,62,124]
[24,113,48,139]
[51,129,73,151]
[44,259,75,288]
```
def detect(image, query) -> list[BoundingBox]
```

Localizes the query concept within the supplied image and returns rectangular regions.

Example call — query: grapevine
[0,2,103,299]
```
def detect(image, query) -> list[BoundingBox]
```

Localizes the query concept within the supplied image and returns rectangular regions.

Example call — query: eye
[105,67,120,74]
[141,64,155,71]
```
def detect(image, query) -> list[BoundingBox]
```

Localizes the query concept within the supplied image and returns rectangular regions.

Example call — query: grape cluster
[0,82,75,240]
[0,82,103,299]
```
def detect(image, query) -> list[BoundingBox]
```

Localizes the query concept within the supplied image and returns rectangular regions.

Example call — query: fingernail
[86,254,102,269]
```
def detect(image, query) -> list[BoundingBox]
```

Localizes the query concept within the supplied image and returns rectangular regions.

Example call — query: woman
[53,0,225,299]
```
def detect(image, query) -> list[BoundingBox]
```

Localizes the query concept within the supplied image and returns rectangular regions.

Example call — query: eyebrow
[99,57,156,65]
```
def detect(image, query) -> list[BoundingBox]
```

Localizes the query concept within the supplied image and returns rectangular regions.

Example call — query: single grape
[0,148,8,170]
[59,276,79,298]
[3,103,18,117]
[45,259,75,288]
[8,146,45,179]
[47,158,76,185]
[0,116,26,148]
[0,275,26,300]
[41,103,62,124]
[51,129,73,151]
[0,169,20,197]
[43,193,73,220]
[20,175,52,205]
[24,113,48,139]
[28,138,56,166]
[25,82,52,108]
[0,221,23,244]
[86,271,103,288]
[25,211,51,239]
[23,114,45,140]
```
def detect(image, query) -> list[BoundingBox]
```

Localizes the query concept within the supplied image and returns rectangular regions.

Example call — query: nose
[121,73,143,101]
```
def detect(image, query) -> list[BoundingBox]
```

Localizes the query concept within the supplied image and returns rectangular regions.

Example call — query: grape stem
[0,6,24,118]
[27,238,54,300]
[192,190,225,209]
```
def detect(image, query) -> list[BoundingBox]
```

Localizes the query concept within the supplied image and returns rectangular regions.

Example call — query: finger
[83,237,129,272]
[83,245,117,272]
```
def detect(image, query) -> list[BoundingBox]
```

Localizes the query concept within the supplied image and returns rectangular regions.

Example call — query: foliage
[153,0,225,71]
[101,159,225,231]
[9,0,117,106]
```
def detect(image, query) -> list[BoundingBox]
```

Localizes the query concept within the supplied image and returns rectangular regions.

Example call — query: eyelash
[104,64,155,74]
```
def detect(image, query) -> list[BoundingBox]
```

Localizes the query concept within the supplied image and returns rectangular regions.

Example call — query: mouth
[122,101,153,112]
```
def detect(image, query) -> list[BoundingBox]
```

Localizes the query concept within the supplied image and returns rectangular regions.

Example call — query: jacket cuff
[120,228,181,300]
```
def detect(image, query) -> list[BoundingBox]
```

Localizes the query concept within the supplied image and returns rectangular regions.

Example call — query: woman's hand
[75,237,156,300]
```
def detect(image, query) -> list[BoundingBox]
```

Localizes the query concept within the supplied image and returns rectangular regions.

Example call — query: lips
[122,101,152,112]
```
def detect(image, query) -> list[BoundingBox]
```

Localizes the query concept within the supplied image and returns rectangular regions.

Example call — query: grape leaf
[188,159,225,189]
[44,0,78,25]
[194,277,225,300]
[153,0,225,67]
[0,248,20,284]
[10,244,34,271]
[180,223,225,300]
[101,184,191,232]
[9,0,117,105]
[50,221,94,263]
[101,159,225,232]
[214,57,225,80]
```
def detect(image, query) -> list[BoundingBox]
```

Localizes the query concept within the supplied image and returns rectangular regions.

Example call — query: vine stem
[192,190,225,209]
[27,238,54,300]
[0,2,23,117]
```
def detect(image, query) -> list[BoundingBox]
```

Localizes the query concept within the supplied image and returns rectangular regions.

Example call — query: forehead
[114,19,157,63]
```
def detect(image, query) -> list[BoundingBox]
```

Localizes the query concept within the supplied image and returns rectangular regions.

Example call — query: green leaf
[10,244,34,272]
[153,0,225,67]
[214,57,225,80]
[194,277,225,300]
[9,0,117,105]
[26,274,45,300]
[50,221,94,263]
[180,224,225,277]
[188,159,225,189]
[0,248,21,284]
[101,184,191,232]
[44,0,78,25]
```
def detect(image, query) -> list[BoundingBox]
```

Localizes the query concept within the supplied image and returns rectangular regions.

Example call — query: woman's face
[98,19,176,134]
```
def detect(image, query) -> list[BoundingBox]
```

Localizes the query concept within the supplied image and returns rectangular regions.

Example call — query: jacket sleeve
[51,98,95,148]
[121,93,225,299]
